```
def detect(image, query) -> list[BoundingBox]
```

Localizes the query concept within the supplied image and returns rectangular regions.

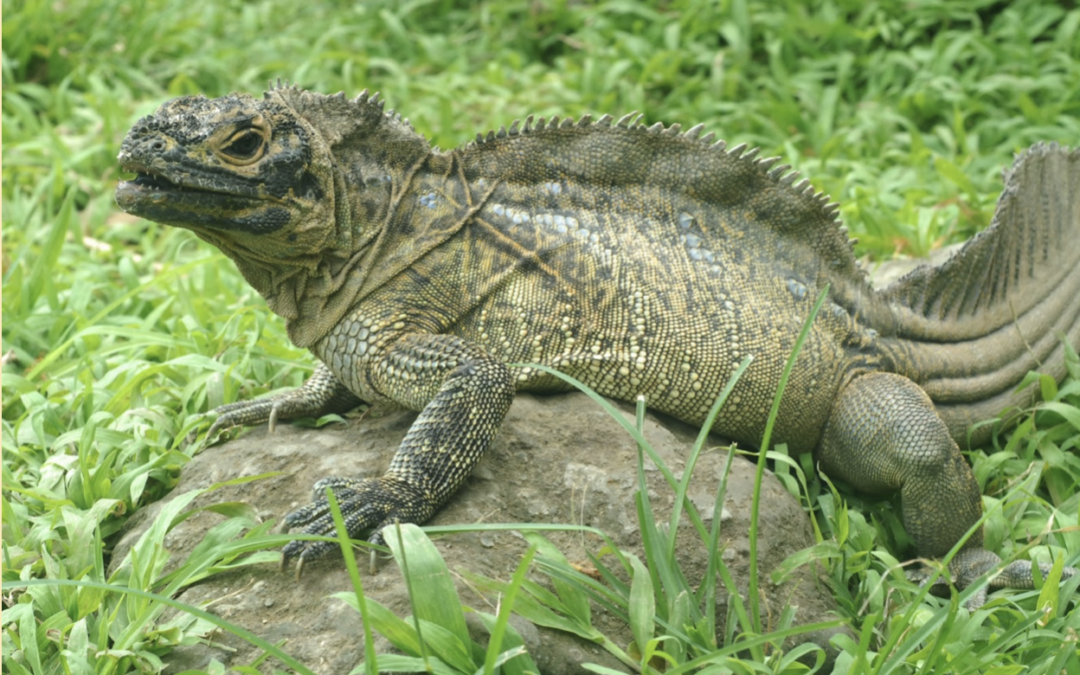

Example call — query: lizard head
[116,90,335,257]
[115,86,430,344]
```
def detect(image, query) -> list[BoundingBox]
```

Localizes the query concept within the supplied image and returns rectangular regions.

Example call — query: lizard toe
[913,551,1078,610]
[279,476,427,574]
[906,550,1000,609]
[207,399,275,439]
[948,548,1001,590]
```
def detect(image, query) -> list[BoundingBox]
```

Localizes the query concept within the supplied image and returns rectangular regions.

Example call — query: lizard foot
[206,367,362,439]
[908,549,1078,610]
[280,476,431,577]
[208,392,326,438]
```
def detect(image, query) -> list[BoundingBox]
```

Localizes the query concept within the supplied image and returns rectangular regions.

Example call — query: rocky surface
[863,243,962,289]
[112,393,843,674]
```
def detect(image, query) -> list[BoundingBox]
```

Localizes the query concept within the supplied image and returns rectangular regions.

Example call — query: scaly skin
[208,363,362,436]
[116,85,1079,607]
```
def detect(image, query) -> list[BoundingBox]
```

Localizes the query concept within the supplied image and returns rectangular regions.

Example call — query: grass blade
[748,284,829,633]
[383,523,473,671]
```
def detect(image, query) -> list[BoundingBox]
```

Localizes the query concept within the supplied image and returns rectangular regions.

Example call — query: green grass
[4,0,1080,672]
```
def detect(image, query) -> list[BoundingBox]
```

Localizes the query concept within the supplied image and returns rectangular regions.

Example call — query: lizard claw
[205,414,231,443]
[205,398,275,441]
[203,364,364,441]
[268,404,281,434]
[278,476,429,576]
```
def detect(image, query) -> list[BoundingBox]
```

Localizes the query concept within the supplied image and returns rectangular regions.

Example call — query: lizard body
[116,86,1079,606]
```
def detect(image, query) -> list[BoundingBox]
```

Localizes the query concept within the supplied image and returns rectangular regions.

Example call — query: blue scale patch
[786,278,808,301]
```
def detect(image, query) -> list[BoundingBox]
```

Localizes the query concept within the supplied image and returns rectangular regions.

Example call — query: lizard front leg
[207,363,363,438]
[280,333,515,570]
[818,372,1075,609]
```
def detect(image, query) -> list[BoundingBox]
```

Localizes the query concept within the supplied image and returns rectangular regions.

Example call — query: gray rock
[112,392,845,674]
[866,243,964,288]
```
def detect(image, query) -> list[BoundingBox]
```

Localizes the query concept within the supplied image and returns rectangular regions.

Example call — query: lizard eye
[221,129,266,163]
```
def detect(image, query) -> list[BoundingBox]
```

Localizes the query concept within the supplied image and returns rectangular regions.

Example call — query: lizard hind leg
[817,373,993,583]
[820,372,1079,608]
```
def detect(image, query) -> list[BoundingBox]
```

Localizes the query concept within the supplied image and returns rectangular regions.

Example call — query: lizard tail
[881,143,1080,445]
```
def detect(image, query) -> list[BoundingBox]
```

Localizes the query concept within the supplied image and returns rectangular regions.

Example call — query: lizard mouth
[116,156,190,206]
[115,160,289,234]
[117,161,244,217]
[116,156,203,197]
[116,158,269,201]
[115,157,259,207]
[115,176,185,209]
[129,171,183,191]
